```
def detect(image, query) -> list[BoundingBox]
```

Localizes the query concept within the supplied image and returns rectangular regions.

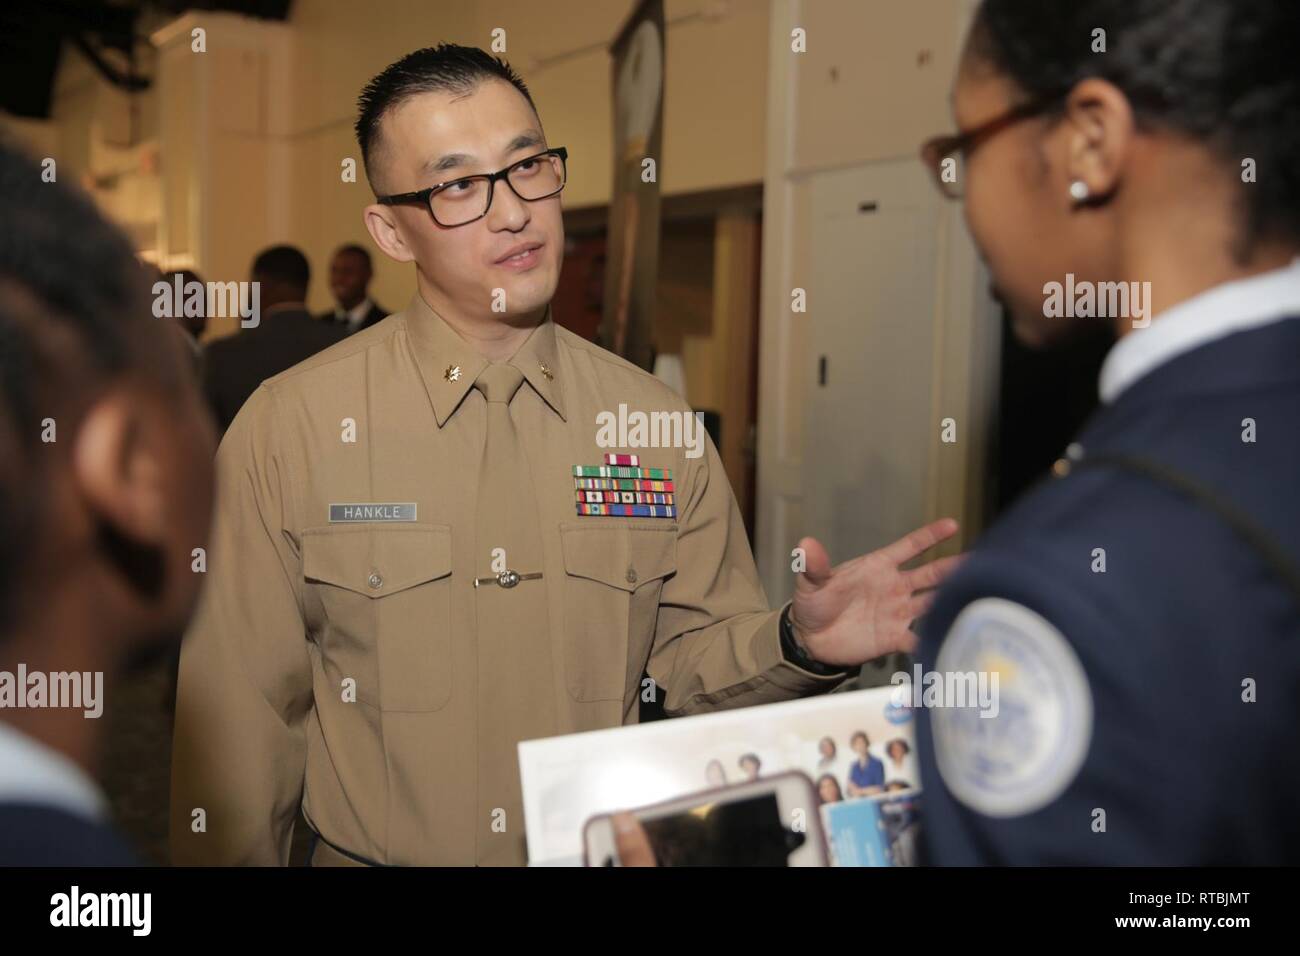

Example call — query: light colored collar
[402,294,565,427]
[1099,258,1300,403]
[0,721,107,821]
[335,297,373,327]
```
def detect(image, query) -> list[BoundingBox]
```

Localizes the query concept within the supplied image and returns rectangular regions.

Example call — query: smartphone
[583,770,828,866]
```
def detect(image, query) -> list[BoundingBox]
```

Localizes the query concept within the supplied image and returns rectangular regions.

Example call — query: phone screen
[637,793,806,866]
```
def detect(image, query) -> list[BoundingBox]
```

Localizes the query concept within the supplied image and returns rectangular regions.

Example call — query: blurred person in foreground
[0,137,216,865]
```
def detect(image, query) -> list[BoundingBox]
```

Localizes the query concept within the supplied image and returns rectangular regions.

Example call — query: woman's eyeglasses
[920,98,1061,199]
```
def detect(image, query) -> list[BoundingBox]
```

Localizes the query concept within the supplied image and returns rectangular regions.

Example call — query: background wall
[755,0,999,603]
[288,0,769,315]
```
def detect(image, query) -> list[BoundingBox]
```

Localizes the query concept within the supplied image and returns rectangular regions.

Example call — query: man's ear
[1061,76,1135,204]
[364,203,416,264]
[72,386,168,549]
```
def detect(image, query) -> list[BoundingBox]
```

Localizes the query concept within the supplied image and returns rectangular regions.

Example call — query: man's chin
[492,274,557,320]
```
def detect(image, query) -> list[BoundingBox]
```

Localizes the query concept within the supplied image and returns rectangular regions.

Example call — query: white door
[800,159,944,564]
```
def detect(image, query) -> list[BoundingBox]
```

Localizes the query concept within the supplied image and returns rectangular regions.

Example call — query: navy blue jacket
[0,803,138,866]
[917,317,1300,865]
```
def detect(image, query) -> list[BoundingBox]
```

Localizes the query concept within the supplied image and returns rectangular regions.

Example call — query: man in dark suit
[0,137,216,865]
[319,243,387,334]
[203,245,342,434]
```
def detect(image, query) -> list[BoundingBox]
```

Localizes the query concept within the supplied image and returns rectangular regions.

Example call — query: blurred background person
[168,268,208,363]
[738,753,761,781]
[202,244,341,434]
[320,243,387,334]
[0,137,216,865]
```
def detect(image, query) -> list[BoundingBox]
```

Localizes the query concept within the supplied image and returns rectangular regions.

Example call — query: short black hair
[252,244,310,292]
[0,136,159,628]
[334,244,372,270]
[355,44,536,193]
[969,0,1300,254]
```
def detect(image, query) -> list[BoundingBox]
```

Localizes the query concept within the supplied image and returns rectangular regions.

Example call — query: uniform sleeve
[647,430,846,716]
[915,550,1177,865]
[170,385,314,865]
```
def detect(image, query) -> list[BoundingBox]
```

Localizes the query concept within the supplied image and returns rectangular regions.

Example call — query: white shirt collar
[0,721,108,821]
[1099,258,1300,403]
[335,297,372,328]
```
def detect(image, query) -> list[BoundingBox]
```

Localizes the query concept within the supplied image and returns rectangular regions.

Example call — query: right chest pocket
[302,524,453,712]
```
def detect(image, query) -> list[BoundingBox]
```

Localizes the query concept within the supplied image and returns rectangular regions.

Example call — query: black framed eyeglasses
[920,97,1062,199]
[377,147,568,227]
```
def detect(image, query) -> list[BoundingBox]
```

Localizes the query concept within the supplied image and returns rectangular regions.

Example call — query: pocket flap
[559,523,677,592]
[302,524,452,597]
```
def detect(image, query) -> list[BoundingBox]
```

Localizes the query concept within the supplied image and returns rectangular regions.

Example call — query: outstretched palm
[790,518,962,667]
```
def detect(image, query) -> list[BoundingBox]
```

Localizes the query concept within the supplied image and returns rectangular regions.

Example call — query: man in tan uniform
[171,44,959,866]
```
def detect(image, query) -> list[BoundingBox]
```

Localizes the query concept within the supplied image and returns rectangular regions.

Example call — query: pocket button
[367,571,383,590]
[625,567,638,585]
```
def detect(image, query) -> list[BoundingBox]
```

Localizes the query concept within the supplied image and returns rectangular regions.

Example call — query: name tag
[328,503,418,523]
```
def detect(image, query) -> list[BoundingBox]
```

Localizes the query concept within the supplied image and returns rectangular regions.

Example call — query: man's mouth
[495,241,543,268]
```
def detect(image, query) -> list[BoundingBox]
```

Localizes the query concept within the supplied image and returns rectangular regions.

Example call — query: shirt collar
[403,293,566,427]
[335,298,372,325]
[0,721,107,821]
[1099,257,1300,404]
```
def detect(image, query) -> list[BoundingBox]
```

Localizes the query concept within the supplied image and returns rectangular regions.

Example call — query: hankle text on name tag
[329,503,418,522]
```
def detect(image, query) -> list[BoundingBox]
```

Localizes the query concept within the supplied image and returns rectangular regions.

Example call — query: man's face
[853,737,868,756]
[366,80,564,325]
[330,251,371,310]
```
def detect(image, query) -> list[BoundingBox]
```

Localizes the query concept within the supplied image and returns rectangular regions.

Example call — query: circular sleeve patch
[932,597,1093,818]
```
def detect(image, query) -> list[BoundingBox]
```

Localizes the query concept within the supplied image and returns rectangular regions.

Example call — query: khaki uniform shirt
[171,293,845,866]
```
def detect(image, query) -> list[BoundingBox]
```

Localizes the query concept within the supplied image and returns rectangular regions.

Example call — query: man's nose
[486,180,530,231]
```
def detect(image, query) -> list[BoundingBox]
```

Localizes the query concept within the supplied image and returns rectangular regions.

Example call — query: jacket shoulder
[260,311,406,390]
[554,325,686,409]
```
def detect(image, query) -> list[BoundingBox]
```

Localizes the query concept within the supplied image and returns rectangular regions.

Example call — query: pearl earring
[1070,180,1091,201]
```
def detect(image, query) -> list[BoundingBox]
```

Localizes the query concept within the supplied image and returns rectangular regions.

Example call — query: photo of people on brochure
[519,685,920,865]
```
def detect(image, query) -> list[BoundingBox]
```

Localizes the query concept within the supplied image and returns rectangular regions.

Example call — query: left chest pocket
[302,524,453,712]
[559,522,677,703]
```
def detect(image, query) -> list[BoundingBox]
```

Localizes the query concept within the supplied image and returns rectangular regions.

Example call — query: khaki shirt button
[625,568,638,585]
[367,571,383,590]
